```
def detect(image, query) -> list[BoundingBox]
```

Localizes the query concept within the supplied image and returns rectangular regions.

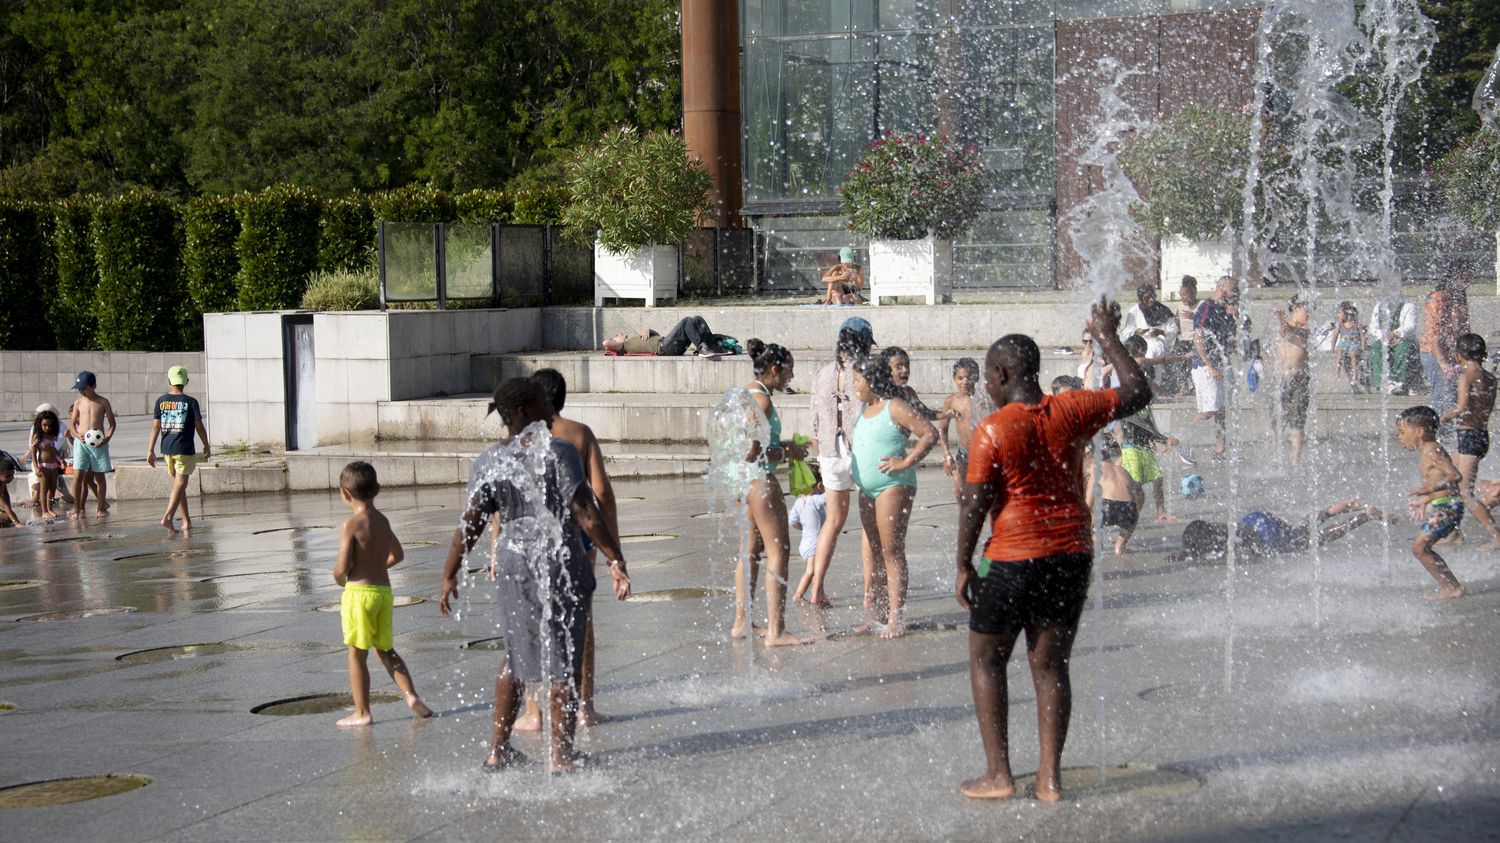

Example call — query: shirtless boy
[1275,298,1312,470]
[67,371,115,519]
[530,368,619,728]
[1396,406,1466,599]
[1097,439,1139,555]
[940,358,980,500]
[1439,334,1500,548]
[333,461,432,727]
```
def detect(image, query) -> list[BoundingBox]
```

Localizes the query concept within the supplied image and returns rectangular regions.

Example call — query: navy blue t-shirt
[154,393,201,456]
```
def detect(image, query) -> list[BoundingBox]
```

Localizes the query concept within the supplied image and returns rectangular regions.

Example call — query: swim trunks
[165,454,199,476]
[1100,499,1138,530]
[1240,511,1309,555]
[952,447,968,476]
[851,402,916,500]
[1120,446,1161,484]
[72,441,111,473]
[341,583,394,651]
[968,553,1092,636]
[1420,497,1464,541]
[1280,372,1310,429]
[1456,429,1490,459]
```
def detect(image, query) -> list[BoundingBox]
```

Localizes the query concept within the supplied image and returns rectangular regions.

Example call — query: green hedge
[236,184,323,310]
[370,184,455,222]
[506,162,569,225]
[454,189,510,223]
[320,192,374,271]
[0,201,56,349]
[50,198,98,349]
[92,190,184,351]
[183,195,241,331]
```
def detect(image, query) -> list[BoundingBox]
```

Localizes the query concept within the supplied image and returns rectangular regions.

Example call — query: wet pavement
[1,449,1498,841]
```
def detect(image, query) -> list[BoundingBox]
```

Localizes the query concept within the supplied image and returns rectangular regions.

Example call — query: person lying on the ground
[602,316,738,356]
[1175,497,1395,562]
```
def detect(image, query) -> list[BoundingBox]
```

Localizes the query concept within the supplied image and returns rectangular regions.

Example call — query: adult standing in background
[807,317,877,608]
[1120,283,1181,391]
[1190,277,1238,458]
[1420,278,1464,425]
[1172,276,1201,397]
[1369,295,1418,395]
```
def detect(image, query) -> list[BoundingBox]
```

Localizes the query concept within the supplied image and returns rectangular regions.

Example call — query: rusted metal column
[682,0,743,228]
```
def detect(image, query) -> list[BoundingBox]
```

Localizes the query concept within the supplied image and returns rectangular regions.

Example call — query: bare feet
[1154,513,1179,524]
[180,518,191,533]
[1426,586,1465,601]
[960,773,1016,799]
[812,594,835,609]
[764,631,814,647]
[407,695,432,718]
[160,516,176,531]
[729,621,766,639]
[549,750,586,774]
[514,703,543,732]
[1032,782,1064,803]
[335,712,373,728]
[483,744,526,772]
[878,622,906,639]
[578,705,606,728]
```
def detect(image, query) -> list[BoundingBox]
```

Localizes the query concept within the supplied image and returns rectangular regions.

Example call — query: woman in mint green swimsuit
[736,339,812,648]
[851,356,938,638]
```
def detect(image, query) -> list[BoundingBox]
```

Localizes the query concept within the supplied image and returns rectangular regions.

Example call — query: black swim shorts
[1280,373,1310,430]
[968,553,1092,637]
[1457,429,1490,460]
[1100,499,1138,530]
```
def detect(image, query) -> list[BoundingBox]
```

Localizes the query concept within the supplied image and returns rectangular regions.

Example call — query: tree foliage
[562,128,712,251]
[0,0,682,199]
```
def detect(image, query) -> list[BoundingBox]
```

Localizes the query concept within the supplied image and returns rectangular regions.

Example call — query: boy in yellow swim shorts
[333,461,433,727]
[147,366,211,532]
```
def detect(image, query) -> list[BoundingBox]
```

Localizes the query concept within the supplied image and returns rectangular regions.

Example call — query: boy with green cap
[147,365,211,531]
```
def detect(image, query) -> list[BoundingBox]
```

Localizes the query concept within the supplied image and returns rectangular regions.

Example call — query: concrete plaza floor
[2,447,1499,841]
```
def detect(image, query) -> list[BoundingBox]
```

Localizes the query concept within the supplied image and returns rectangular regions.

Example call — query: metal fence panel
[499,225,546,305]
[381,222,439,301]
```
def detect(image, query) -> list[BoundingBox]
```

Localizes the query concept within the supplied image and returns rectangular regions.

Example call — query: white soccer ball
[83,429,105,448]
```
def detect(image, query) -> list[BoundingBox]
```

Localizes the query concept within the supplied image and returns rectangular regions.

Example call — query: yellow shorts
[165,454,199,477]
[341,584,394,651]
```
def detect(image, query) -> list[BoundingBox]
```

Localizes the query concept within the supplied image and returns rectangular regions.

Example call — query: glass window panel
[443,224,493,301]
[382,223,437,302]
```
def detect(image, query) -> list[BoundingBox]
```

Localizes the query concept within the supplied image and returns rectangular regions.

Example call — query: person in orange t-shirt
[954,296,1152,803]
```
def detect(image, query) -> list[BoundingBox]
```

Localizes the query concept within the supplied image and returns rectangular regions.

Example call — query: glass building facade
[739,0,1260,292]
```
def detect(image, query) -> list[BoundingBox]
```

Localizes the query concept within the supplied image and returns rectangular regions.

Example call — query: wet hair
[1179,275,1198,294]
[1456,333,1486,362]
[856,355,899,399]
[746,338,793,377]
[1050,374,1083,394]
[1397,405,1439,435]
[1338,300,1358,319]
[339,460,380,501]
[1289,294,1309,311]
[532,368,567,413]
[1123,335,1148,357]
[880,345,910,366]
[1180,520,1230,562]
[31,410,60,441]
[1136,283,1156,302]
[988,334,1041,379]
[953,357,979,376]
[1100,437,1122,461]
[491,377,547,428]
[835,327,875,366]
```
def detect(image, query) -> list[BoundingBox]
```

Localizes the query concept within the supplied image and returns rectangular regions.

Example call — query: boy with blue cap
[820,247,865,304]
[67,370,115,520]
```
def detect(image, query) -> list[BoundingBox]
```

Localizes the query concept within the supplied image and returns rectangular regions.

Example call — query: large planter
[1159,234,1233,300]
[868,237,953,306]
[594,241,678,307]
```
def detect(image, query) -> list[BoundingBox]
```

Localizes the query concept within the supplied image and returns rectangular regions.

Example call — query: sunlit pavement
[1,451,1498,841]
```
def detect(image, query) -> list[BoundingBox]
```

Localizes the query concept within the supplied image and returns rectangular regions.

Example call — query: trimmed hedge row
[2,183,526,350]
[93,190,184,351]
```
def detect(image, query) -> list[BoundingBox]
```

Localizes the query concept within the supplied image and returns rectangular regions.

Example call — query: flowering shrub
[562,128,712,252]
[839,133,990,241]
[1118,105,1251,241]
[1434,129,1500,231]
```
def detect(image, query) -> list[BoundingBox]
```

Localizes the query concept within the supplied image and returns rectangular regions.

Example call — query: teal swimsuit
[851,401,916,499]
[748,386,781,475]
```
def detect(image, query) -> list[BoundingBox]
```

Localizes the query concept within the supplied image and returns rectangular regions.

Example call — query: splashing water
[704,388,769,673]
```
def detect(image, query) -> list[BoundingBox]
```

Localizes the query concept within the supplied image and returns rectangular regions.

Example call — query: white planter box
[594,241,678,307]
[868,237,953,306]
[1160,234,1232,301]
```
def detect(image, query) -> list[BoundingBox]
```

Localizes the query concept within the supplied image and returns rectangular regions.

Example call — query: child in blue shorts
[1177,497,1393,562]
[333,461,432,727]
[1397,406,1466,599]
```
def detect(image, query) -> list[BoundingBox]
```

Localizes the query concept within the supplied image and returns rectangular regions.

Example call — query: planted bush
[0,201,55,349]
[370,184,455,223]
[183,195,242,317]
[301,268,379,311]
[1118,105,1252,241]
[562,128,712,251]
[320,192,374,272]
[839,132,991,241]
[51,198,98,349]
[236,184,322,310]
[1434,128,1500,232]
[507,161,569,225]
[92,190,184,351]
[455,189,510,223]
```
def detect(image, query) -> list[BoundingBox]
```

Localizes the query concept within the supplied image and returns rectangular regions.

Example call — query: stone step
[374,390,1412,446]
[103,457,287,501]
